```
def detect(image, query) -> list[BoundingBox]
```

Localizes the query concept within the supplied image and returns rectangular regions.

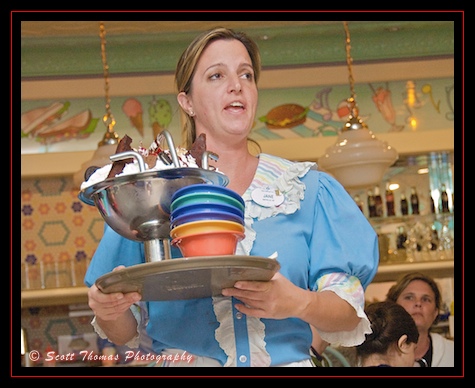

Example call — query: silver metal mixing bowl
[79,168,229,242]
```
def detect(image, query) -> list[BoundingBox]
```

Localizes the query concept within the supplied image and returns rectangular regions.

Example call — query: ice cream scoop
[122,98,144,136]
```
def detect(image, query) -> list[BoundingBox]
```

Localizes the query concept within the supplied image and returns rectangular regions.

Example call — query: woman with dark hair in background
[356,300,419,367]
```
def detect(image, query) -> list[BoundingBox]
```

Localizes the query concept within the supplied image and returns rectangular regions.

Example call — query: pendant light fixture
[318,22,398,190]
[73,22,119,188]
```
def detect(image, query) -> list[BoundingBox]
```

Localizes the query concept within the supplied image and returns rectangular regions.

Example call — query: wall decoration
[21,77,454,155]
[21,101,100,147]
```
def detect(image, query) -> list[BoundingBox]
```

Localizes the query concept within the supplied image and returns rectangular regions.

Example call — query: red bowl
[171,230,245,257]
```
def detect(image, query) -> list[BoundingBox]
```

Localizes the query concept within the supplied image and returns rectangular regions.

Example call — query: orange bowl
[171,230,245,257]
[170,219,244,239]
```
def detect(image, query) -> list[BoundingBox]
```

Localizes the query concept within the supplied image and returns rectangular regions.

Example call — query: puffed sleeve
[309,170,379,290]
[307,170,378,346]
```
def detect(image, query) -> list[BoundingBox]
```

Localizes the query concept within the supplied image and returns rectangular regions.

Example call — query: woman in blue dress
[84,26,379,367]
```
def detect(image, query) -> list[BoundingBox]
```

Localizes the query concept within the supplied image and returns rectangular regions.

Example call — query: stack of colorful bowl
[169,184,245,257]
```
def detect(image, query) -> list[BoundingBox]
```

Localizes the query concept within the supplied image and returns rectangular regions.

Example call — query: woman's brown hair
[356,300,419,361]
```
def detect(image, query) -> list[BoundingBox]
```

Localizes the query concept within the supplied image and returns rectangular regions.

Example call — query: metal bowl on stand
[80,164,228,262]
[78,131,280,300]
[79,130,228,263]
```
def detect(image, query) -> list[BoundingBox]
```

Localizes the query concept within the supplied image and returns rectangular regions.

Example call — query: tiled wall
[20,305,99,366]
[21,175,103,364]
[21,176,103,288]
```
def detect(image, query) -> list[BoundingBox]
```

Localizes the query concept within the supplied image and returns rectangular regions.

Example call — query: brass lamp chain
[98,21,119,146]
[342,21,365,131]
[344,21,356,100]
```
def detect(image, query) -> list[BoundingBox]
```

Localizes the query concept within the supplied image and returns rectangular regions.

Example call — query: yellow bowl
[171,231,245,257]
[170,219,244,239]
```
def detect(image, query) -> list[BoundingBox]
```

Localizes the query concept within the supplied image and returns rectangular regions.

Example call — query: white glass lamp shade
[318,100,398,189]
[318,128,398,189]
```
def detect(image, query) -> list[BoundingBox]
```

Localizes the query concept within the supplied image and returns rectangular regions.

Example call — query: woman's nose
[229,79,242,93]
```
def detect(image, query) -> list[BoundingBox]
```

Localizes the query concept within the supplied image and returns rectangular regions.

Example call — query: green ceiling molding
[21,21,454,79]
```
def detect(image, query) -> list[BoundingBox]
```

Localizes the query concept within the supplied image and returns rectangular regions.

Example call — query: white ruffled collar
[236,153,315,256]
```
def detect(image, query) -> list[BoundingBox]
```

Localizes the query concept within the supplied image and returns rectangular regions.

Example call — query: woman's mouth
[226,101,244,111]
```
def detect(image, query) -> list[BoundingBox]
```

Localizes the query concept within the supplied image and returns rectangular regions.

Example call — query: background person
[310,325,330,367]
[386,272,454,367]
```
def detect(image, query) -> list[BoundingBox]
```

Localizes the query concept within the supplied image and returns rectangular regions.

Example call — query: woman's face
[181,38,258,144]
[395,280,439,332]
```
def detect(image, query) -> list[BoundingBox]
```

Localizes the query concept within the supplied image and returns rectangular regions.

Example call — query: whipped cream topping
[80,147,199,190]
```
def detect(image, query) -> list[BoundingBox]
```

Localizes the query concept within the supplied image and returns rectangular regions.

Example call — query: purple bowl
[170,209,245,229]
[170,202,244,221]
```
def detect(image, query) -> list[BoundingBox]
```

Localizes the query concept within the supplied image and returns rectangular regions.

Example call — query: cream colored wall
[22,59,453,99]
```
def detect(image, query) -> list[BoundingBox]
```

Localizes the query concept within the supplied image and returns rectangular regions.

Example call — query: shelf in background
[21,260,454,307]
[374,259,454,282]
[21,286,89,308]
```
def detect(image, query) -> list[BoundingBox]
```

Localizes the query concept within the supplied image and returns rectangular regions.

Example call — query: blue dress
[85,153,379,367]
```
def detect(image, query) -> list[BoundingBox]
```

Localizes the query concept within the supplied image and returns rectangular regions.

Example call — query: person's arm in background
[310,324,330,366]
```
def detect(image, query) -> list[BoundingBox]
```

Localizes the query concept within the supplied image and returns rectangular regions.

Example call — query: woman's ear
[397,334,410,353]
[177,92,193,114]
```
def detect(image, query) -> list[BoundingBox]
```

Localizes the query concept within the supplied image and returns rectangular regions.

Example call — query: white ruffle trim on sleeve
[316,286,372,347]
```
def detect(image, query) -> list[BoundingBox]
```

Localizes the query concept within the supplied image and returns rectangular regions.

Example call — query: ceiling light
[318,22,398,190]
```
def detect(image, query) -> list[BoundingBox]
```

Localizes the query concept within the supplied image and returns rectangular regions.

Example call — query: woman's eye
[209,73,222,80]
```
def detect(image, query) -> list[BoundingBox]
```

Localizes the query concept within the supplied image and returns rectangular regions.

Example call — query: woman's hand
[87,265,142,322]
[221,272,360,332]
[221,272,308,319]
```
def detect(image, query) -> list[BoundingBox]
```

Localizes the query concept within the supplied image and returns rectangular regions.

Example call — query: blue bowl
[170,202,244,221]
